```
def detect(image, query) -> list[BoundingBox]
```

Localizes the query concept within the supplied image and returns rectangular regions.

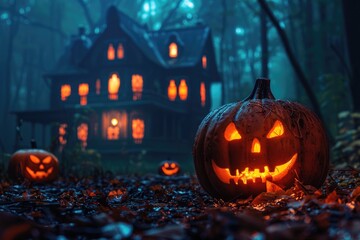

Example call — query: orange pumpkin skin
[8,149,59,182]
[158,161,181,176]
[193,78,329,200]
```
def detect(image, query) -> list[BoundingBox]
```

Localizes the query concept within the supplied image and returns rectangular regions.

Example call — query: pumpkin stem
[31,139,37,149]
[245,78,275,100]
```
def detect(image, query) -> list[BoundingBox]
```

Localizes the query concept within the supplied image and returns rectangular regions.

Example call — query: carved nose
[39,164,44,170]
[251,138,261,153]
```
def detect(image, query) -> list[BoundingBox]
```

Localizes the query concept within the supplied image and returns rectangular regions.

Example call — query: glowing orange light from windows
[202,55,207,69]
[168,80,177,101]
[117,43,124,59]
[107,118,120,140]
[77,123,88,149]
[169,42,178,58]
[107,44,115,60]
[61,84,71,101]
[78,83,89,105]
[96,79,101,95]
[200,82,206,106]
[58,124,67,146]
[178,79,188,101]
[132,118,145,144]
[108,73,120,100]
[132,74,143,100]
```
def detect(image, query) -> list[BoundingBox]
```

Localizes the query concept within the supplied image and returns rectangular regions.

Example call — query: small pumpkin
[8,141,59,182]
[158,160,180,176]
[193,78,329,200]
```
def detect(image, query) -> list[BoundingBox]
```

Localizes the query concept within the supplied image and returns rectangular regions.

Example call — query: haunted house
[13,6,220,160]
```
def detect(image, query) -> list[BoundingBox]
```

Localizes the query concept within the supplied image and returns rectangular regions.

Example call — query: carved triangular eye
[30,155,41,164]
[224,122,241,141]
[267,120,284,138]
[42,156,52,164]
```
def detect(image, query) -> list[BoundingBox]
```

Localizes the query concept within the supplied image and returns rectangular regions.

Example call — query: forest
[0,0,360,239]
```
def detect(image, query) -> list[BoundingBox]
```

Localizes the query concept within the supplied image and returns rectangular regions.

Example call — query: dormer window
[108,73,120,100]
[78,83,89,105]
[168,80,177,101]
[107,44,115,60]
[202,55,207,69]
[178,79,188,101]
[132,74,143,100]
[169,42,178,58]
[117,43,124,59]
[61,84,71,101]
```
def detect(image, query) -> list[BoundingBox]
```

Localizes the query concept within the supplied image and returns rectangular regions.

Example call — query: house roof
[46,6,217,77]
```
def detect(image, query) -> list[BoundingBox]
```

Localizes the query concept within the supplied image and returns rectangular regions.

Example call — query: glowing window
[77,123,88,149]
[58,123,67,146]
[169,42,178,58]
[132,118,145,144]
[168,80,177,101]
[102,111,127,139]
[61,84,71,101]
[107,44,115,60]
[178,79,188,101]
[78,83,89,106]
[117,44,124,59]
[200,82,206,106]
[202,55,207,69]
[108,73,120,100]
[96,79,101,95]
[132,74,143,100]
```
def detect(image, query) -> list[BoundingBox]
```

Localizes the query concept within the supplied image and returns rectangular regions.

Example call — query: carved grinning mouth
[211,153,297,185]
[161,167,179,176]
[26,167,54,179]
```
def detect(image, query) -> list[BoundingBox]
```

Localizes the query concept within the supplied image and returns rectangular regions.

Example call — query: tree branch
[76,0,95,30]
[160,0,183,30]
[257,0,334,143]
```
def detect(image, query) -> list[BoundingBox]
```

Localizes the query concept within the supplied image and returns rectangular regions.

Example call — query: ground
[0,167,359,239]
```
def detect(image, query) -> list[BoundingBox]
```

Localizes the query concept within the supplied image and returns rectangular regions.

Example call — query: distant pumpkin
[159,161,180,176]
[8,148,59,182]
[193,78,329,200]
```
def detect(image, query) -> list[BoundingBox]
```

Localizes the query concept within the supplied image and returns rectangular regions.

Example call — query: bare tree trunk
[342,0,360,112]
[220,0,227,104]
[260,8,269,77]
[258,0,333,143]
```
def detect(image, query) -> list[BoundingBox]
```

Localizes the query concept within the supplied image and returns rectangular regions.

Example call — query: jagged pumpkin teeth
[193,78,329,200]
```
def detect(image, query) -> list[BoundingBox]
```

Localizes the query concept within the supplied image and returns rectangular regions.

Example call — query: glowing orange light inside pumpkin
[132,74,143,100]
[169,42,178,58]
[202,55,207,69]
[212,153,298,185]
[61,84,71,101]
[251,138,261,153]
[224,123,241,141]
[200,82,206,106]
[178,79,188,101]
[78,83,89,106]
[96,79,101,95]
[117,44,124,59]
[267,120,284,138]
[107,44,115,60]
[108,73,120,100]
[132,118,144,144]
[168,80,177,101]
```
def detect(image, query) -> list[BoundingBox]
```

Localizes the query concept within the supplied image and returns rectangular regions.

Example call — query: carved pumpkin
[8,143,59,182]
[193,78,329,200]
[159,161,180,176]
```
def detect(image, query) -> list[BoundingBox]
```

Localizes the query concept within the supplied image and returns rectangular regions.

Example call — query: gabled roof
[46,6,217,76]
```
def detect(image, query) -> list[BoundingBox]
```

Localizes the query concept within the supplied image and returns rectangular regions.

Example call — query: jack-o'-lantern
[193,78,329,200]
[159,161,180,176]
[8,142,59,182]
